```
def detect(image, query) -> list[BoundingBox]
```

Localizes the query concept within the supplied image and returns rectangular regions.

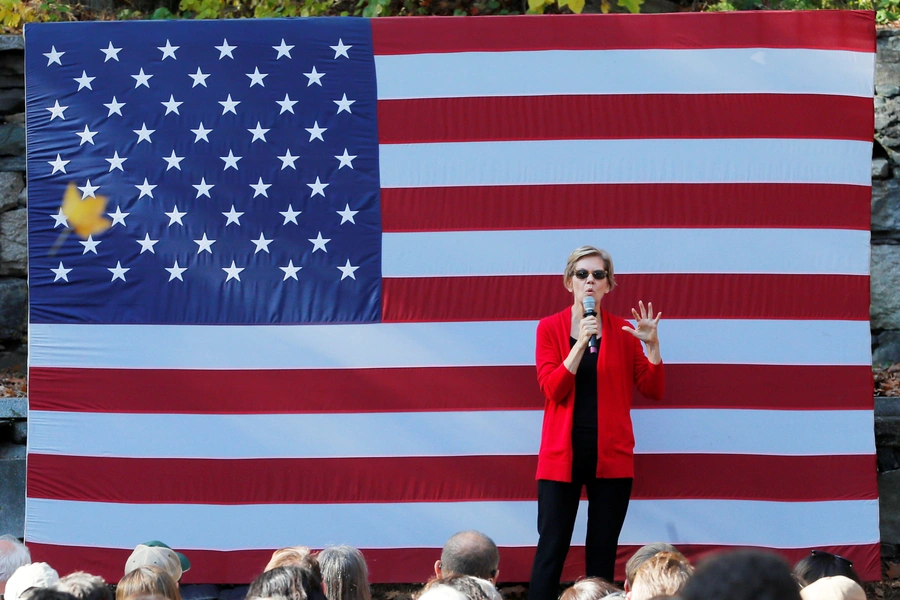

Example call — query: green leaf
[617,0,641,12]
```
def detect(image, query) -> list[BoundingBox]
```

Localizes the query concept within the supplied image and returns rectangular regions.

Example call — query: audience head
[115,566,180,600]
[247,565,327,600]
[560,578,623,600]
[55,572,112,600]
[435,532,500,583]
[421,576,500,600]
[0,535,31,595]
[139,543,189,578]
[417,586,467,600]
[625,543,678,591]
[20,589,76,600]
[629,552,693,600]
[317,546,370,600]
[681,550,801,600]
[5,563,60,600]
[793,551,861,587]
[124,546,182,584]
[799,576,866,600]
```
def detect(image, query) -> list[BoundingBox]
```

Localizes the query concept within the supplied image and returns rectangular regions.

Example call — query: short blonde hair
[115,567,180,600]
[266,547,313,572]
[564,246,616,291]
[630,552,693,600]
[560,578,622,600]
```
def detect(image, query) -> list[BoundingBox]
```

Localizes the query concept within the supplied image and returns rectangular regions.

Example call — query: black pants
[528,450,633,600]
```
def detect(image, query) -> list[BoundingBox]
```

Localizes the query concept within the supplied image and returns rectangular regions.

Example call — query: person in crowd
[5,563,59,600]
[317,546,370,600]
[55,572,112,600]
[624,544,680,592]
[138,544,189,582]
[123,546,182,586]
[560,577,623,600]
[19,589,76,600]
[629,552,693,600]
[799,576,866,600]
[266,547,314,572]
[115,566,180,600]
[420,576,499,600]
[529,246,665,600]
[434,532,499,584]
[793,551,861,587]
[246,565,326,600]
[417,586,466,600]
[0,535,31,597]
[681,550,801,600]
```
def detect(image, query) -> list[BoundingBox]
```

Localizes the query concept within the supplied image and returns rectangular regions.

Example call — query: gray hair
[56,572,112,600]
[440,532,499,581]
[317,546,370,600]
[0,535,31,583]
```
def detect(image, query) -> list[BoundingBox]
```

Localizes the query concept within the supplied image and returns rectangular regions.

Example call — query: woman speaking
[528,245,665,599]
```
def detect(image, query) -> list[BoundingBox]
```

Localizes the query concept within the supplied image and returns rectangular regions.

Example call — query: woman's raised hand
[623,300,661,345]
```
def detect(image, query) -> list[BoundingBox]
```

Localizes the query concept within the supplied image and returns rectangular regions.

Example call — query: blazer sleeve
[629,329,665,400]
[535,316,575,405]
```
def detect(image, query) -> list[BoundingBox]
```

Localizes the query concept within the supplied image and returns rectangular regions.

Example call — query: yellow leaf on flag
[61,183,112,239]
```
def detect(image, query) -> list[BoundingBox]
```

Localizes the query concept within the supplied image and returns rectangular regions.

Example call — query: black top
[570,336,599,452]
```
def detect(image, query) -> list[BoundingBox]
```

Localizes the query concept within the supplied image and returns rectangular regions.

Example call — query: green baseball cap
[143,540,191,573]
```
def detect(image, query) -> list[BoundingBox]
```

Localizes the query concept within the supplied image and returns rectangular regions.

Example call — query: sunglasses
[574,269,607,280]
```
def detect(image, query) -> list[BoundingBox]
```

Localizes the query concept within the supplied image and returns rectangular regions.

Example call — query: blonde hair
[265,547,313,572]
[560,578,622,600]
[630,552,693,600]
[564,246,616,291]
[115,567,180,600]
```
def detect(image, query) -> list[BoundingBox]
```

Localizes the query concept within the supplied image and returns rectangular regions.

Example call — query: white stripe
[382,229,871,276]
[374,49,875,99]
[25,498,879,549]
[378,139,872,187]
[29,320,871,368]
[27,409,874,458]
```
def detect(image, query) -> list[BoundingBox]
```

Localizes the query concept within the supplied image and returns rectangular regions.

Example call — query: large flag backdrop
[23,12,878,583]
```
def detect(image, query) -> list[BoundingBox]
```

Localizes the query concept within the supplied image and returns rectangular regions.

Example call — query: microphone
[582,296,598,354]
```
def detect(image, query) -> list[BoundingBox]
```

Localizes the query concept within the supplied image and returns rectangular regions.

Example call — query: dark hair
[21,590,78,600]
[318,546,370,600]
[56,572,113,600]
[247,566,327,600]
[793,551,861,586]
[681,550,801,600]
[440,532,499,581]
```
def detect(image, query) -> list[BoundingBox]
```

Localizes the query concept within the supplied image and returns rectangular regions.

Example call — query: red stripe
[370,13,875,54]
[382,274,869,322]
[380,183,871,232]
[27,542,880,584]
[378,95,873,144]
[28,364,872,413]
[26,454,877,505]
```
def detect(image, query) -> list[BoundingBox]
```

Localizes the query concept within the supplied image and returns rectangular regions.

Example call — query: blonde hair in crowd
[630,552,693,600]
[115,567,180,600]
[563,246,616,291]
[560,578,622,600]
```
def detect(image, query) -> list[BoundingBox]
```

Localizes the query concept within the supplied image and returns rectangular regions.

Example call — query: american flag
[24,12,878,584]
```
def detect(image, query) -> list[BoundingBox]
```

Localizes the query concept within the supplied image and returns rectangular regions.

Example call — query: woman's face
[567,255,610,308]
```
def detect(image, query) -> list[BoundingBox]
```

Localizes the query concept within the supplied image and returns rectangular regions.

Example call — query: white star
[307,176,329,197]
[135,178,157,199]
[305,121,326,142]
[280,205,302,225]
[276,94,297,114]
[51,207,68,228]
[163,150,184,171]
[158,40,179,60]
[108,206,129,227]
[273,39,294,59]
[280,260,302,281]
[132,68,152,88]
[107,205,129,228]
[337,259,359,280]
[308,231,330,253]
[106,151,127,172]
[335,148,356,169]
[334,93,355,114]
[108,261,130,282]
[44,46,64,66]
[46,100,67,121]
[103,96,124,117]
[193,177,214,198]
[277,149,298,170]
[248,122,269,142]
[215,38,236,59]
[48,154,69,174]
[165,205,186,226]
[304,66,325,86]
[222,260,244,282]
[74,71,95,91]
[166,260,187,282]
[251,232,273,254]
[194,233,216,254]
[189,67,210,88]
[223,205,243,226]
[337,204,359,224]
[79,234,100,254]
[101,42,121,62]
[250,177,271,198]
[51,262,72,282]
[246,67,267,87]
[331,39,352,59]
[78,179,99,199]
[75,125,97,146]
[191,123,212,143]
[161,94,183,115]
[220,150,242,170]
[219,94,240,115]
[133,123,155,144]
[136,233,159,254]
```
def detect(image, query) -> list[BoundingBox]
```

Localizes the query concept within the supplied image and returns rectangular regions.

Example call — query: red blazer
[535,307,665,482]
